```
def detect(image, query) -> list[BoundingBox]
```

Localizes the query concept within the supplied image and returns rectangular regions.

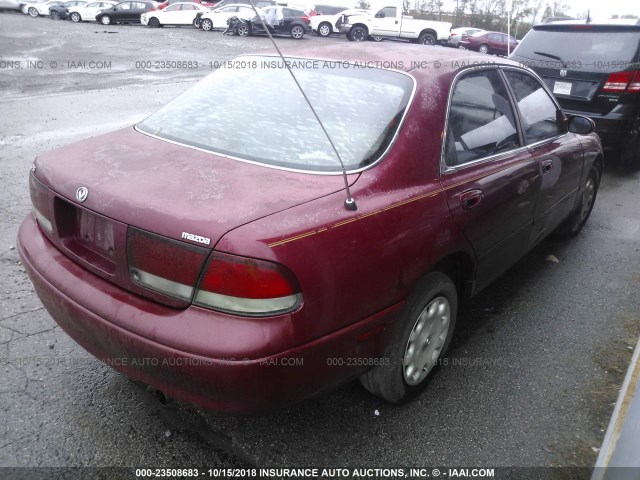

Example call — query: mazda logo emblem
[560,69,567,77]
[76,187,89,203]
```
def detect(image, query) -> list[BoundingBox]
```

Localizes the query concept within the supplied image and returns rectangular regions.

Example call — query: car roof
[269,43,519,74]
[533,21,640,31]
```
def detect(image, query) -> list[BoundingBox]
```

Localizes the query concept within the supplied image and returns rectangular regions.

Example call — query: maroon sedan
[18,44,602,414]
[460,30,517,55]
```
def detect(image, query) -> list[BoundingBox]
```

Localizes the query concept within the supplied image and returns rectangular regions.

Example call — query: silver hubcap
[480,45,488,53]
[238,25,248,35]
[353,29,365,41]
[71,13,79,21]
[203,20,211,30]
[319,24,329,35]
[29,8,37,16]
[292,26,302,38]
[580,177,596,221]
[403,296,450,386]
[102,16,109,24]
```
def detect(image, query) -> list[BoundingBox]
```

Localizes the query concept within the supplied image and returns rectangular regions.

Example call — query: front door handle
[459,189,483,210]
[541,159,554,174]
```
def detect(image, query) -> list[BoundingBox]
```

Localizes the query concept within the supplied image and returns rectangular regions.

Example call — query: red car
[460,30,517,55]
[18,45,602,414]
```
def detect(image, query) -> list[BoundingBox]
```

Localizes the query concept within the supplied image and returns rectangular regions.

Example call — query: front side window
[377,6,395,17]
[137,56,414,172]
[503,70,563,144]
[445,69,520,167]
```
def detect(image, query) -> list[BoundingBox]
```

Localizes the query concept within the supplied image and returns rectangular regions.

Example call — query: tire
[201,18,212,31]
[148,16,159,27]
[70,11,81,22]
[369,35,383,42]
[478,43,489,54]
[28,7,38,16]
[555,166,600,236]
[50,10,60,19]
[290,24,304,39]
[348,25,367,42]
[360,272,458,403]
[192,17,200,28]
[418,32,436,45]
[100,14,111,25]
[317,21,331,37]
[237,24,249,36]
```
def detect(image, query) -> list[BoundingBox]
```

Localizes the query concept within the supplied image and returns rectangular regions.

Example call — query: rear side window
[445,69,520,167]
[503,70,563,143]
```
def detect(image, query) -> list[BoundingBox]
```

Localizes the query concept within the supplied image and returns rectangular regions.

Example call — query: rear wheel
[28,7,38,16]
[201,18,213,30]
[369,35,383,42]
[50,10,60,19]
[192,16,201,28]
[100,14,111,25]
[360,272,457,403]
[148,16,160,27]
[317,21,331,36]
[290,24,304,39]
[70,11,81,22]
[555,166,600,236]
[418,32,436,45]
[478,43,489,54]
[348,25,367,41]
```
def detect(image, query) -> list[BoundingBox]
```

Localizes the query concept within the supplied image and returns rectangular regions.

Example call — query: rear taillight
[603,70,640,93]
[301,15,310,23]
[194,252,301,316]
[30,173,53,235]
[127,227,208,301]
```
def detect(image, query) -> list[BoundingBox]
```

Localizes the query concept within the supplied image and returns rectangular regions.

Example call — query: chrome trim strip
[135,54,418,177]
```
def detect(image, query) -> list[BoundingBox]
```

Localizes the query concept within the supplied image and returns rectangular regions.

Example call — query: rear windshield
[137,56,414,173]
[513,29,640,70]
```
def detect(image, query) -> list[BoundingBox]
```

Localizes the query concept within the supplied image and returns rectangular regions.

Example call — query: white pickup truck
[340,6,451,45]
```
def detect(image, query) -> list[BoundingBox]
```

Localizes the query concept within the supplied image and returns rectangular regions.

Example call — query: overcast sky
[561,0,640,18]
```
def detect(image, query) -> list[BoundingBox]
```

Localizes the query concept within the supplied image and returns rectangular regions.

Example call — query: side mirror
[568,115,595,135]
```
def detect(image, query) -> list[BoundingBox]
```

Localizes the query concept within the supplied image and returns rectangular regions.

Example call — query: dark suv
[510,22,640,165]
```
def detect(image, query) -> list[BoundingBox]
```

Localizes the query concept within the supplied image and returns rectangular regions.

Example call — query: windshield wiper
[533,51,567,67]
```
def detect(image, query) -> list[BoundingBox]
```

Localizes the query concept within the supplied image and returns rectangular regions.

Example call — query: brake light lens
[301,15,310,23]
[127,227,208,301]
[30,173,53,235]
[603,70,640,93]
[194,252,301,316]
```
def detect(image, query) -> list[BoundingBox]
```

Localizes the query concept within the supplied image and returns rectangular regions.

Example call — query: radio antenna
[244,0,357,211]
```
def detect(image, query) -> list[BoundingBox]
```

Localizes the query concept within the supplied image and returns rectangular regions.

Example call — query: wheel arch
[418,28,437,39]
[428,251,476,300]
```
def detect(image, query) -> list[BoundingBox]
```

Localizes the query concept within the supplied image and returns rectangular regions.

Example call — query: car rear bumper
[18,215,400,414]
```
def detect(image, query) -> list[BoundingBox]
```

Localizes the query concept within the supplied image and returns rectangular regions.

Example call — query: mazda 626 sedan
[18,44,602,414]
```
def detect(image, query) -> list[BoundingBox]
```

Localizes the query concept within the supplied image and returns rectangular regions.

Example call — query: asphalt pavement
[1,11,640,478]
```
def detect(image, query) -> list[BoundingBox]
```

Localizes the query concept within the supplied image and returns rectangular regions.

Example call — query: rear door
[112,1,131,20]
[502,68,584,245]
[177,3,198,24]
[440,68,541,292]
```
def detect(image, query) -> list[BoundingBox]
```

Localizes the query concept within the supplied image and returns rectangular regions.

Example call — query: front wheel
[237,24,249,37]
[348,25,367,42]
[290,24,304,39]
[70,11,81,22]
[555,166,600,236]
[317,22,331,37]
[418,32,436,45]
[50,10,60,19]
[148,16,160,27]
[360,272,457,403]
[28,7,38,16]
[478,43,489,54]
[100,14,111,25]
[201,18,213,31]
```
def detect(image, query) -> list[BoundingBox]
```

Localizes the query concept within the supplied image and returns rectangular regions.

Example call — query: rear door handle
[459,189,483,210]
[541,159,554,174]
